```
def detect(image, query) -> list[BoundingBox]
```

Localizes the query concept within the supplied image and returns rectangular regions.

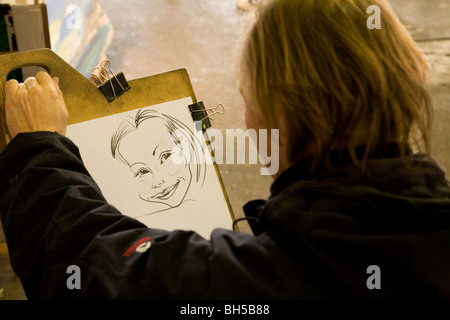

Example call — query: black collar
[270,143,411,197]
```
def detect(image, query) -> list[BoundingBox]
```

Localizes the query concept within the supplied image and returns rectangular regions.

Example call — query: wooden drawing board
[0,49,235,231]
[0,48,196,150]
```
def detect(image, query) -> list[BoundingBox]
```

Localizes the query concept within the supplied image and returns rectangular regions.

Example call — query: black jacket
[1,132,450,299]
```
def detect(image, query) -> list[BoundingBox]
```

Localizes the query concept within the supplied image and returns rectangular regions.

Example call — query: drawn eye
[160,151,172,164]
[135,167,151,178]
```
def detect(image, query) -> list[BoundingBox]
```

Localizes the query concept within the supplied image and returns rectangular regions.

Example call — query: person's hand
[4,71,69,142]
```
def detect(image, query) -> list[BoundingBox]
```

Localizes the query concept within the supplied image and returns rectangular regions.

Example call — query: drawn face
[118,119,193,208]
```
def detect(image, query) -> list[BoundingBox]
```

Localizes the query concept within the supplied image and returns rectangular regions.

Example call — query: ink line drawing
[66,97,233,239]
[111,108,206,217]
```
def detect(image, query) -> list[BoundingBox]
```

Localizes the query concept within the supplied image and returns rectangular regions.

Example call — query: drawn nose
[153,180,165,189]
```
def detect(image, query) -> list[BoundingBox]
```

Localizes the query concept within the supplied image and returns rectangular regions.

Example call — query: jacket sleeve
[0,132,257,299]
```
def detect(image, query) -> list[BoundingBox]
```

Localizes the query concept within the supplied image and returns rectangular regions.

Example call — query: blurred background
[0,0,449,300]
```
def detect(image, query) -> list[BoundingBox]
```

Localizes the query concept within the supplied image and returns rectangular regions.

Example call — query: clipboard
[0,48,236,234]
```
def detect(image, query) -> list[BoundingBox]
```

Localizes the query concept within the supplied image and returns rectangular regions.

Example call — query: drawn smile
[152,180,180,200]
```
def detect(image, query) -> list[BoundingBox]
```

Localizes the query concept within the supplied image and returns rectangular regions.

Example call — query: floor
[0,0,449,300]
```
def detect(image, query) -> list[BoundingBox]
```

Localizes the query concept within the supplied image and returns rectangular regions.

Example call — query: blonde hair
[242,0,433,169]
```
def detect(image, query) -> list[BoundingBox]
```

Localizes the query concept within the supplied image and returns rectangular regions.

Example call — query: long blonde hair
[242,0,433,169]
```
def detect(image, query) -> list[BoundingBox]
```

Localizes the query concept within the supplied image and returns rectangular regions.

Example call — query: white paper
[66,97,233,239]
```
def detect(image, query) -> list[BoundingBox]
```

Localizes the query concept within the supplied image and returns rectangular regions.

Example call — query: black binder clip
[91,59,130,102]
[189,101,225,130]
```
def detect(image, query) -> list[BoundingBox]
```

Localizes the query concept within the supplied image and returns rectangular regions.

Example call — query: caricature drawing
[111,109,206,214]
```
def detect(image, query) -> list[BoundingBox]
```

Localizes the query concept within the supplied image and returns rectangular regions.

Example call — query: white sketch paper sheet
[66,97,232,239]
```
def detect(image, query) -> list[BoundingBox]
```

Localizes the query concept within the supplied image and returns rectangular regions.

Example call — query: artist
[1,0,449,299]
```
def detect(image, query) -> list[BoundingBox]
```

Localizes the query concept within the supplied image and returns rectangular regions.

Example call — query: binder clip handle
[91,59,130,102]
[189,101,225,130]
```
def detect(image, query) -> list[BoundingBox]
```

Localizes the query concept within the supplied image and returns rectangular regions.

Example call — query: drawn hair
[242,0,433,169]
[111,109,206,184]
